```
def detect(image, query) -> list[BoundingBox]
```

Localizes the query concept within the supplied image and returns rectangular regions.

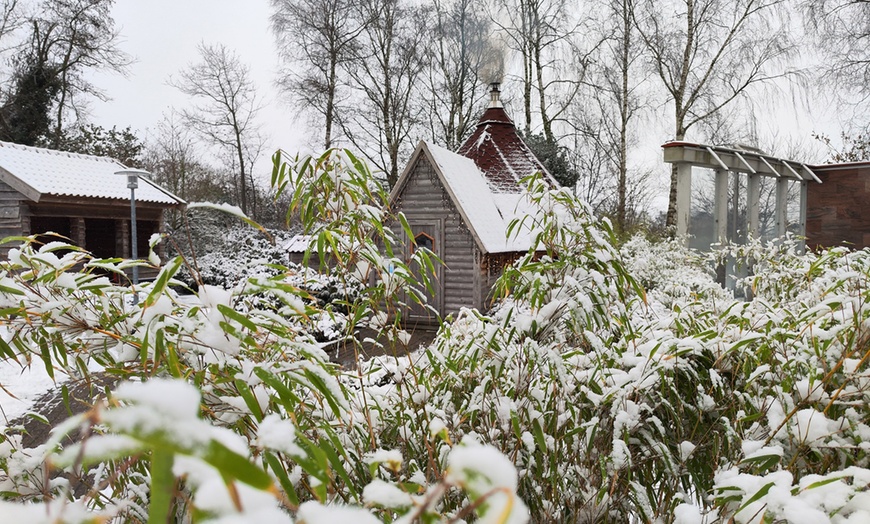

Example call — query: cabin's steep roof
[0,141,184,205]
[392,141,537,254]
[456,85,557,191]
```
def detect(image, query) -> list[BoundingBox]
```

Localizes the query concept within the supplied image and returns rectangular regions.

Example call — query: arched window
[413,232,434,253]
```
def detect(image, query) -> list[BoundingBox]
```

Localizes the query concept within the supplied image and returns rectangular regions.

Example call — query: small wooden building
[806,161,870,249]
[0,141,184,263]
[389,85,556,323]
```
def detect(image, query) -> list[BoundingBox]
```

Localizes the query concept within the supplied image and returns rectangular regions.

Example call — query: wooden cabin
[0,141,185,266]
[388,84,557,323]
[806,161,870,249]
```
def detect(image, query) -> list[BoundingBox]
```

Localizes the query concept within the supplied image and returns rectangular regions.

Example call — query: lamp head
[115,168,151,190]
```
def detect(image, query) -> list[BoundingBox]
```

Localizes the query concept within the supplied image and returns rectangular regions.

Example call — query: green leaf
[234,379,264,422]
[217,304,258,332]
[321,430,359,499]
[202,439,273,491]
[264,451,299,506]
[532,419,547,453]
[144,256,183,308]
[148,447,176,524]
[735,481,775,516]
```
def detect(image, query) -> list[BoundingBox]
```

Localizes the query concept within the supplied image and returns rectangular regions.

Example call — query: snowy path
[0,358,68,425]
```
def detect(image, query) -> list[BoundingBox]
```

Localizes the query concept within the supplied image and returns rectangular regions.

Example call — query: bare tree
[571,0,647,233]
[634,0,798,229]
[339,0,428,187]
[423,0,497,150]
[172,43,263,217]
[491,0,582,141]
[0,0,130,146]
[146,111,200,202]
[805,0,870,104]
[270,0,363,149]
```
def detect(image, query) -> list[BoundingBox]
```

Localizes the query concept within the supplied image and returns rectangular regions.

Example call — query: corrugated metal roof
[0,141,184,205]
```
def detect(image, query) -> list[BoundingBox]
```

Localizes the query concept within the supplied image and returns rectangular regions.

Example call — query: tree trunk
[616,0,630,234]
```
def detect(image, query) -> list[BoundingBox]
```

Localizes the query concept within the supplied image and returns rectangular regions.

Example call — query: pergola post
[747,173,761,240]
[713,169,729,285]
[775,178,789,238]
[799,180,808,252]
[676,163,692,243]
[713,169,729,245]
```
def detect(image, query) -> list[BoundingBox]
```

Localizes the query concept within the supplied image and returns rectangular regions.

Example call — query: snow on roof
[456,106,559,191]
[284,234,314,253]
[424,142,537,254]
[0,141,183,205]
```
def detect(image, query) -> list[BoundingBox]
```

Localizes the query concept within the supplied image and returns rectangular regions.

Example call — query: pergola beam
[663,142,820,181]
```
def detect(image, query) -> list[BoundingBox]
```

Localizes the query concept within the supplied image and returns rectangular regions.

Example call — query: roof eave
[0,165,41,202]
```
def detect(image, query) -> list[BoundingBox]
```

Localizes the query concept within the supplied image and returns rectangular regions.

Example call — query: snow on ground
[0,358,68,424]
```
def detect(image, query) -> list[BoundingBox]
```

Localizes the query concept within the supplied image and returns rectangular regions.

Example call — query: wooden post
[775,178,789,239]
[116,218,129,258]
[70,217,85,249]
[747,173,761,240]
[676,163,692,243]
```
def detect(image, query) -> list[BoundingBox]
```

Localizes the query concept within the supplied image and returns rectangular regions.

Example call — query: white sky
[87,1,307,178]
[82,2,846,212]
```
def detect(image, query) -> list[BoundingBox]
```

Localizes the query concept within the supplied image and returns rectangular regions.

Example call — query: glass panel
[414,233,434,252]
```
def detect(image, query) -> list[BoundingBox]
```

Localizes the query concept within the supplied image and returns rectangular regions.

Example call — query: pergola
[663,141,822,248]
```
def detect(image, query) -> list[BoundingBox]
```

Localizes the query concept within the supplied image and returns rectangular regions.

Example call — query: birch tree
[635,0,797,229]
[805,0,870,103]
[172,43,263,217]
[270,0,363,149]
[423,0,497,149]
[573,0,647,233]
[491,0,581,141]
[340,0,427,187]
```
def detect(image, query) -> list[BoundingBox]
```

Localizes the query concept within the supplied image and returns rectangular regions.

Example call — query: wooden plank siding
[0,180,26,259]
[0,182,172,266]
[390,155,480,319]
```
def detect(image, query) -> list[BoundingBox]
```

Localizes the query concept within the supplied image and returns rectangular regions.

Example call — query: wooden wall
[0,180,26,259]
[806,164,870,250]
[0,186,171,264]
[391,155,479,320]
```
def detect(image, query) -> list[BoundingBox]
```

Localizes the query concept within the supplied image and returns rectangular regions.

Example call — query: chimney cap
[488,82,503,109]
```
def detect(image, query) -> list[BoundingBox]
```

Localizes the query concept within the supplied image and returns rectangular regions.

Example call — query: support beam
[706,147,730,171]
[675,163,692,243]
[760,156,782,178]
[775,178,789,238]
[747,173,761,240]
[713,169,729,245]
[734,151,757,174]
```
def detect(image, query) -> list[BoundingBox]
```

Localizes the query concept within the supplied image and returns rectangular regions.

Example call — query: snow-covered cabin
[389,84,557,323]
[0,141,184,265]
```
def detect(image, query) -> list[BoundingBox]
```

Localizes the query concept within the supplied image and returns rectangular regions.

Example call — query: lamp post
[115,169,151,304]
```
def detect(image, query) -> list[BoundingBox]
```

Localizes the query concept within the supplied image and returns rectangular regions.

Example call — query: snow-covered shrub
[3,148,870,523]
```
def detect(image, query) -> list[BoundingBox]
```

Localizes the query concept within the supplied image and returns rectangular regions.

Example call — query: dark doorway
[85,218,116,258]
[30,216,71,247]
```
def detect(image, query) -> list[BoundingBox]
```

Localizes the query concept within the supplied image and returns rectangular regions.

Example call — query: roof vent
[488,82,503,109]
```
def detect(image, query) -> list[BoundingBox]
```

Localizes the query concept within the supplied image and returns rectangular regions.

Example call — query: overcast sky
[82,1,844,212]
[87,1,306,177]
